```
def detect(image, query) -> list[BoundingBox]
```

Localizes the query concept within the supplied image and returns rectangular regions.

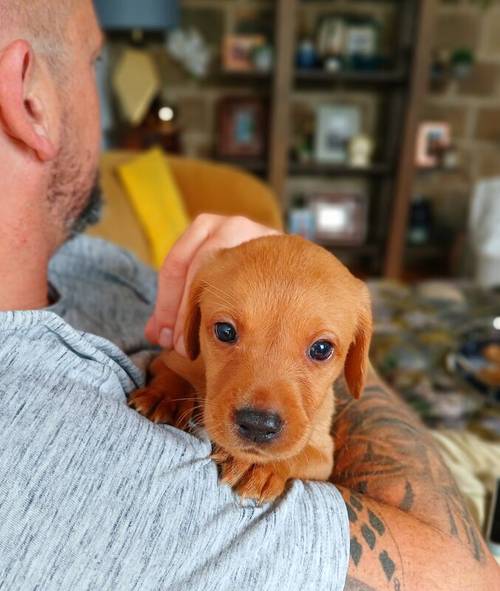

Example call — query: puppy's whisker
[176,410,193,427]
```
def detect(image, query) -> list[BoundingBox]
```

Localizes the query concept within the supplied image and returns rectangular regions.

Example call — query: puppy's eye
[214,322,237,344]
[309,340,334,362]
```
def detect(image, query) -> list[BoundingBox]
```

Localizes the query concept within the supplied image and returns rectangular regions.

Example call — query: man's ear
[0,39,57,161]
[183,276,204,361]
[344,284,373,399]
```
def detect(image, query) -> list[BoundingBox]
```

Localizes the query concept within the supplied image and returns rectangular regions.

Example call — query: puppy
[129,235,372,502]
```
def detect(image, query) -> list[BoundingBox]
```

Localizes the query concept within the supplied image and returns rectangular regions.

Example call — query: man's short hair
[0,0,77,76]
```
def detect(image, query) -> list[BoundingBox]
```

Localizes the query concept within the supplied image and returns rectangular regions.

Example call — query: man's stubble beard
[67,180,103,238]
[47,114,103,242]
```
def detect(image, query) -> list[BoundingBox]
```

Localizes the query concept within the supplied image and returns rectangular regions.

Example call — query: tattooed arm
[331,367,500,591]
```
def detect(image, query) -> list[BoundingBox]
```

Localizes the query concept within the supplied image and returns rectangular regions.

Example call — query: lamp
[93,0,179,32]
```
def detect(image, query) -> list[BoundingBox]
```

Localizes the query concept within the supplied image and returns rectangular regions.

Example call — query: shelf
[210,70,272,87]
[214,158,392,178]
[214,157,268,174]
[289,162,392,178]
[416,166,465,176]
[316,242,381,258]
[405,243,449,259]
[211,67,407,89]
[295,68,408,88]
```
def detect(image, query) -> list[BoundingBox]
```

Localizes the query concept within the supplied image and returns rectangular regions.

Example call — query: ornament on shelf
[253,44,274,73]
[296,38,318,70]
[166,28,212,79]
[349,134,374,168]
[288,195,315,240]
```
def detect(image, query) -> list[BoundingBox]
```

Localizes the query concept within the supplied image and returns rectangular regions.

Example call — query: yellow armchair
[87,151,283,267]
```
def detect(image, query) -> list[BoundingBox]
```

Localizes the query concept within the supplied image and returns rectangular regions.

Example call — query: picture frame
[216,97,267,159]
[314,105,362,164]
[309,193,368,245]
[222,35,267,72]
[416,122,451,168]
[344,19,379,59]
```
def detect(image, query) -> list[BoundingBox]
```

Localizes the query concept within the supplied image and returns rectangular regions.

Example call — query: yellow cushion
[117,148,190,269]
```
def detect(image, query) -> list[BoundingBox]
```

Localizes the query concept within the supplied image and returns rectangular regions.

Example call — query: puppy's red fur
[130,235,372,502]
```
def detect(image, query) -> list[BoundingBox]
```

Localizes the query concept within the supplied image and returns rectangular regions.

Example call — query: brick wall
[418,0,500,232]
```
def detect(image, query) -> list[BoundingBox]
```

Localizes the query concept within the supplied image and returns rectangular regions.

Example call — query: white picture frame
[314,105,362,164]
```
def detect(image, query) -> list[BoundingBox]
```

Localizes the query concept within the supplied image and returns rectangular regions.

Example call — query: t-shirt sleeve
[0,312,349,591]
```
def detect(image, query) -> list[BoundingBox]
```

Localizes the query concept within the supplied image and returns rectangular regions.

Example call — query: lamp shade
[94,0,179,31]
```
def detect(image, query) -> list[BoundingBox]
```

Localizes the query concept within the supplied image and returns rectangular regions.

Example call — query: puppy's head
[184,235,372,463]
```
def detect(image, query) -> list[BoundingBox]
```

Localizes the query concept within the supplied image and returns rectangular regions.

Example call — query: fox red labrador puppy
[129,235,372,502]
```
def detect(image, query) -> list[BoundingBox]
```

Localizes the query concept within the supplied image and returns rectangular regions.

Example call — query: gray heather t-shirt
[0,236,349,591]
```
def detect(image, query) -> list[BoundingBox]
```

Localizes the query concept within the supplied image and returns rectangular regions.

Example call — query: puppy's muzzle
[234,408,283,444]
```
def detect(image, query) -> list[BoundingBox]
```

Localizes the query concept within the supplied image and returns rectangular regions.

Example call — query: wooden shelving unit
[214,0,438,278]
[295,68,408,87]
[288,162,392,178]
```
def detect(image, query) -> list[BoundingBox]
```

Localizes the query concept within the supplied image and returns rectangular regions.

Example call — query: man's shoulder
[46,236,157,357]
[51,235,154,283]
[49,235,157,309]
[0,309,143,392]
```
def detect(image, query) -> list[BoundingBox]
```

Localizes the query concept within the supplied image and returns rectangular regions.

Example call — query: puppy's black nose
[234,408,283,444]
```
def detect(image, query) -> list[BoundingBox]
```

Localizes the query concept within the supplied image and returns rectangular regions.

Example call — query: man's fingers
[147,214,281,357]
[146,214,224,345]
[171,238,227,357]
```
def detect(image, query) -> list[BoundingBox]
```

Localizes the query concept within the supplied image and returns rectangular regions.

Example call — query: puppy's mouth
[238,444,273,458]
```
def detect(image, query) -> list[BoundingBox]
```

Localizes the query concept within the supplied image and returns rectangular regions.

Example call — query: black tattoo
[357,480,368,494]
[344,486,400,585]
[332,375,488,564]
[399,480,414,512]
[346,503,358,523]
[379,550,396,582]
[351,494,363,511]
[361,524,376,550]
[344,577,377,591]
[368,509,385,536]
[350,536,363,566]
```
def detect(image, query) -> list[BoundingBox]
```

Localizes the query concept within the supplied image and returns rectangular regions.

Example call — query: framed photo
[309,193,368,245]
[416,122,451,168]
[216,97,267,159]
[314,105,361,164]
[222,35,266,72]
[345,21,378,58]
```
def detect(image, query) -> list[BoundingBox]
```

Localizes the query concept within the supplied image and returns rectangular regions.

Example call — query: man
[0,1,498,589]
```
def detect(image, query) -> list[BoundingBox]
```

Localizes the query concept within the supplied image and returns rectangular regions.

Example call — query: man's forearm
[331,367,498,589]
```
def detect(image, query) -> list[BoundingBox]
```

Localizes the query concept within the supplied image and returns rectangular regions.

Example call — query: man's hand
[145,214,280,356]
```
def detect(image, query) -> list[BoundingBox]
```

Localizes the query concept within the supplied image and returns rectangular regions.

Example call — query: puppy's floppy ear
[344,284,373,399]
[183,276,204,361]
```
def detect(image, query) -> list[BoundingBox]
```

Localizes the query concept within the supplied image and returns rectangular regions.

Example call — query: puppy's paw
[128,387,194,429]
[211,450,289,503]
[235,463,289,503]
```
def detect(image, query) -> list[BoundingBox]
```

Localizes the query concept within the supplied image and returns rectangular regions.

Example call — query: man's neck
[0,202,57,312]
